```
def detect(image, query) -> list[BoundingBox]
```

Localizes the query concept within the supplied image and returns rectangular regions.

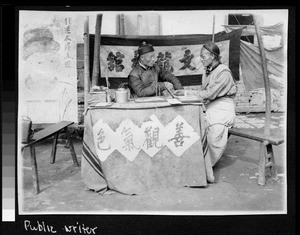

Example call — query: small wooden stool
[228,128,284,186]
[21,121,79,194]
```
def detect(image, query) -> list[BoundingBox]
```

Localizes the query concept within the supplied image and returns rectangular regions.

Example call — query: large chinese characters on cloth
[19,11,78,123]
[91,28,242,86]
[81,104,214,195]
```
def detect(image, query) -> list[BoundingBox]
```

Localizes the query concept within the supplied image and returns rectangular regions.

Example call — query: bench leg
[30,145,40,194]
[266,144,278,182]
[65,128,79,167]
[258,142,266,186]
[258,142,278,186]
[64,139,70,148]
[50,133,59,164]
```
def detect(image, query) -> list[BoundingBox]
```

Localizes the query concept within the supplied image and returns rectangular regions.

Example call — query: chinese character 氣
[121,127,138,151]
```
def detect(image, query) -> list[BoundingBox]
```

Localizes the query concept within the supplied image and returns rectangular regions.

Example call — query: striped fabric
[82,141,106,179]
[202,129,209,159]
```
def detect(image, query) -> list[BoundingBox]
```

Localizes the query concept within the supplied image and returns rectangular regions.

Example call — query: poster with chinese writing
[100,42,229,78]
[95,29,242,82]
[18,11,78,123]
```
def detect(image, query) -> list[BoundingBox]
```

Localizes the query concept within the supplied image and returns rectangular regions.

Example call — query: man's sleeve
[158,66,183,90]
[128,74,158,97]
[197,71,234,100]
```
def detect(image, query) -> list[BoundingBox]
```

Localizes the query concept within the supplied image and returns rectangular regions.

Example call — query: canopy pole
[91,14,103,87]
[212,14,215,43]
[119,14,125,35]
[254,15,271,135]
[137,14,142,35]
[84,16,90,112]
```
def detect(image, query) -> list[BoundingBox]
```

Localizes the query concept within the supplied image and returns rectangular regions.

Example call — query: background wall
[74,9,288,41]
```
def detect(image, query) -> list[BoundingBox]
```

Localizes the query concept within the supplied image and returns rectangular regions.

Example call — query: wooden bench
[21,121,79,194]
[228,128,284,186]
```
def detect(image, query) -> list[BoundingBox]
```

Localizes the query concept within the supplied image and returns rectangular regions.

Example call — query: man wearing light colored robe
[174,42,237,167]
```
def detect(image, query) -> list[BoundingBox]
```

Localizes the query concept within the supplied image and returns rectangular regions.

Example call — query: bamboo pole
[158,14,162,35]
[91,14,103,87]
[84,16,90,112]
[119,14,125,35]
[137,14,142,35]
[212,14,215,43]
[254,15,271,135]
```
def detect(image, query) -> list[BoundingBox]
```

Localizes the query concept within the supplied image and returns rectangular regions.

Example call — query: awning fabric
[223,22,284,36]
[240,40,285,91]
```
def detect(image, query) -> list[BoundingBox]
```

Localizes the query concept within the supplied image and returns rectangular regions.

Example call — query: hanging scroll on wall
[19,11,78,124]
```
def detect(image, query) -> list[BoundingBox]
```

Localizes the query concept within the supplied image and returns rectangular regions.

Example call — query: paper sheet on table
[90,102,113,107]
[176,96,203,103]
[166,98,183,105]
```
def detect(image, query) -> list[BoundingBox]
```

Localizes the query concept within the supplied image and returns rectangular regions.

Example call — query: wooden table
[81,101,214,195]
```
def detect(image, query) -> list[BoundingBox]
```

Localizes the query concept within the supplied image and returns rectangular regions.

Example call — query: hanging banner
[19,11,78,123]
[99,42,229,77]
[91,28,242,85]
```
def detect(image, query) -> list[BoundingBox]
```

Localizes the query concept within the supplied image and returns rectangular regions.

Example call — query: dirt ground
[19,113,286,215]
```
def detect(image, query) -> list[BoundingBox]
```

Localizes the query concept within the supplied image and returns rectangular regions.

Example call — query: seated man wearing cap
[128,42,183,97]
[174,42,237,168]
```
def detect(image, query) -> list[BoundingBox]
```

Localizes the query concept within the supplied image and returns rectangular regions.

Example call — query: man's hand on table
[163,82,174,92]
[173,89,186,96]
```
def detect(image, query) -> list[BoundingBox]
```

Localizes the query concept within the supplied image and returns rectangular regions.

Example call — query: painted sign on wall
[19,11,78,123]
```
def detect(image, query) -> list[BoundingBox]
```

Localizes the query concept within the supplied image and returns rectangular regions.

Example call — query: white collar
[139,61,149,70]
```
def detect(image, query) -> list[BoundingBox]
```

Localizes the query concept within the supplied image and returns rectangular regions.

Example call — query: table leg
[50,133,58,164]
[65,128,79,166]
[30,145,40,194]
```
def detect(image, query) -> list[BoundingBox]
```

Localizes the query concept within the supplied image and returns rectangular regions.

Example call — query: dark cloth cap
[138,41,154,56]
[203,42,220,56]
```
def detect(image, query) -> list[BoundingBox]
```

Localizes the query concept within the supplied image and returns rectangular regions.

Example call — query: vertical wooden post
[212,14,215,43]
[119,14,125,35]
[254,15,271,136]
[158,14,162,35]
[91,14,103,87]
[84,16,90,112]
[137,14,142,35]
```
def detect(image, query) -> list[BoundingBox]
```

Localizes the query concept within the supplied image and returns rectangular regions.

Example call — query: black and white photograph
[6,5,294,233]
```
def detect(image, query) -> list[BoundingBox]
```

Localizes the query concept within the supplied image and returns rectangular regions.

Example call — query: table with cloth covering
[81,101,214,195]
